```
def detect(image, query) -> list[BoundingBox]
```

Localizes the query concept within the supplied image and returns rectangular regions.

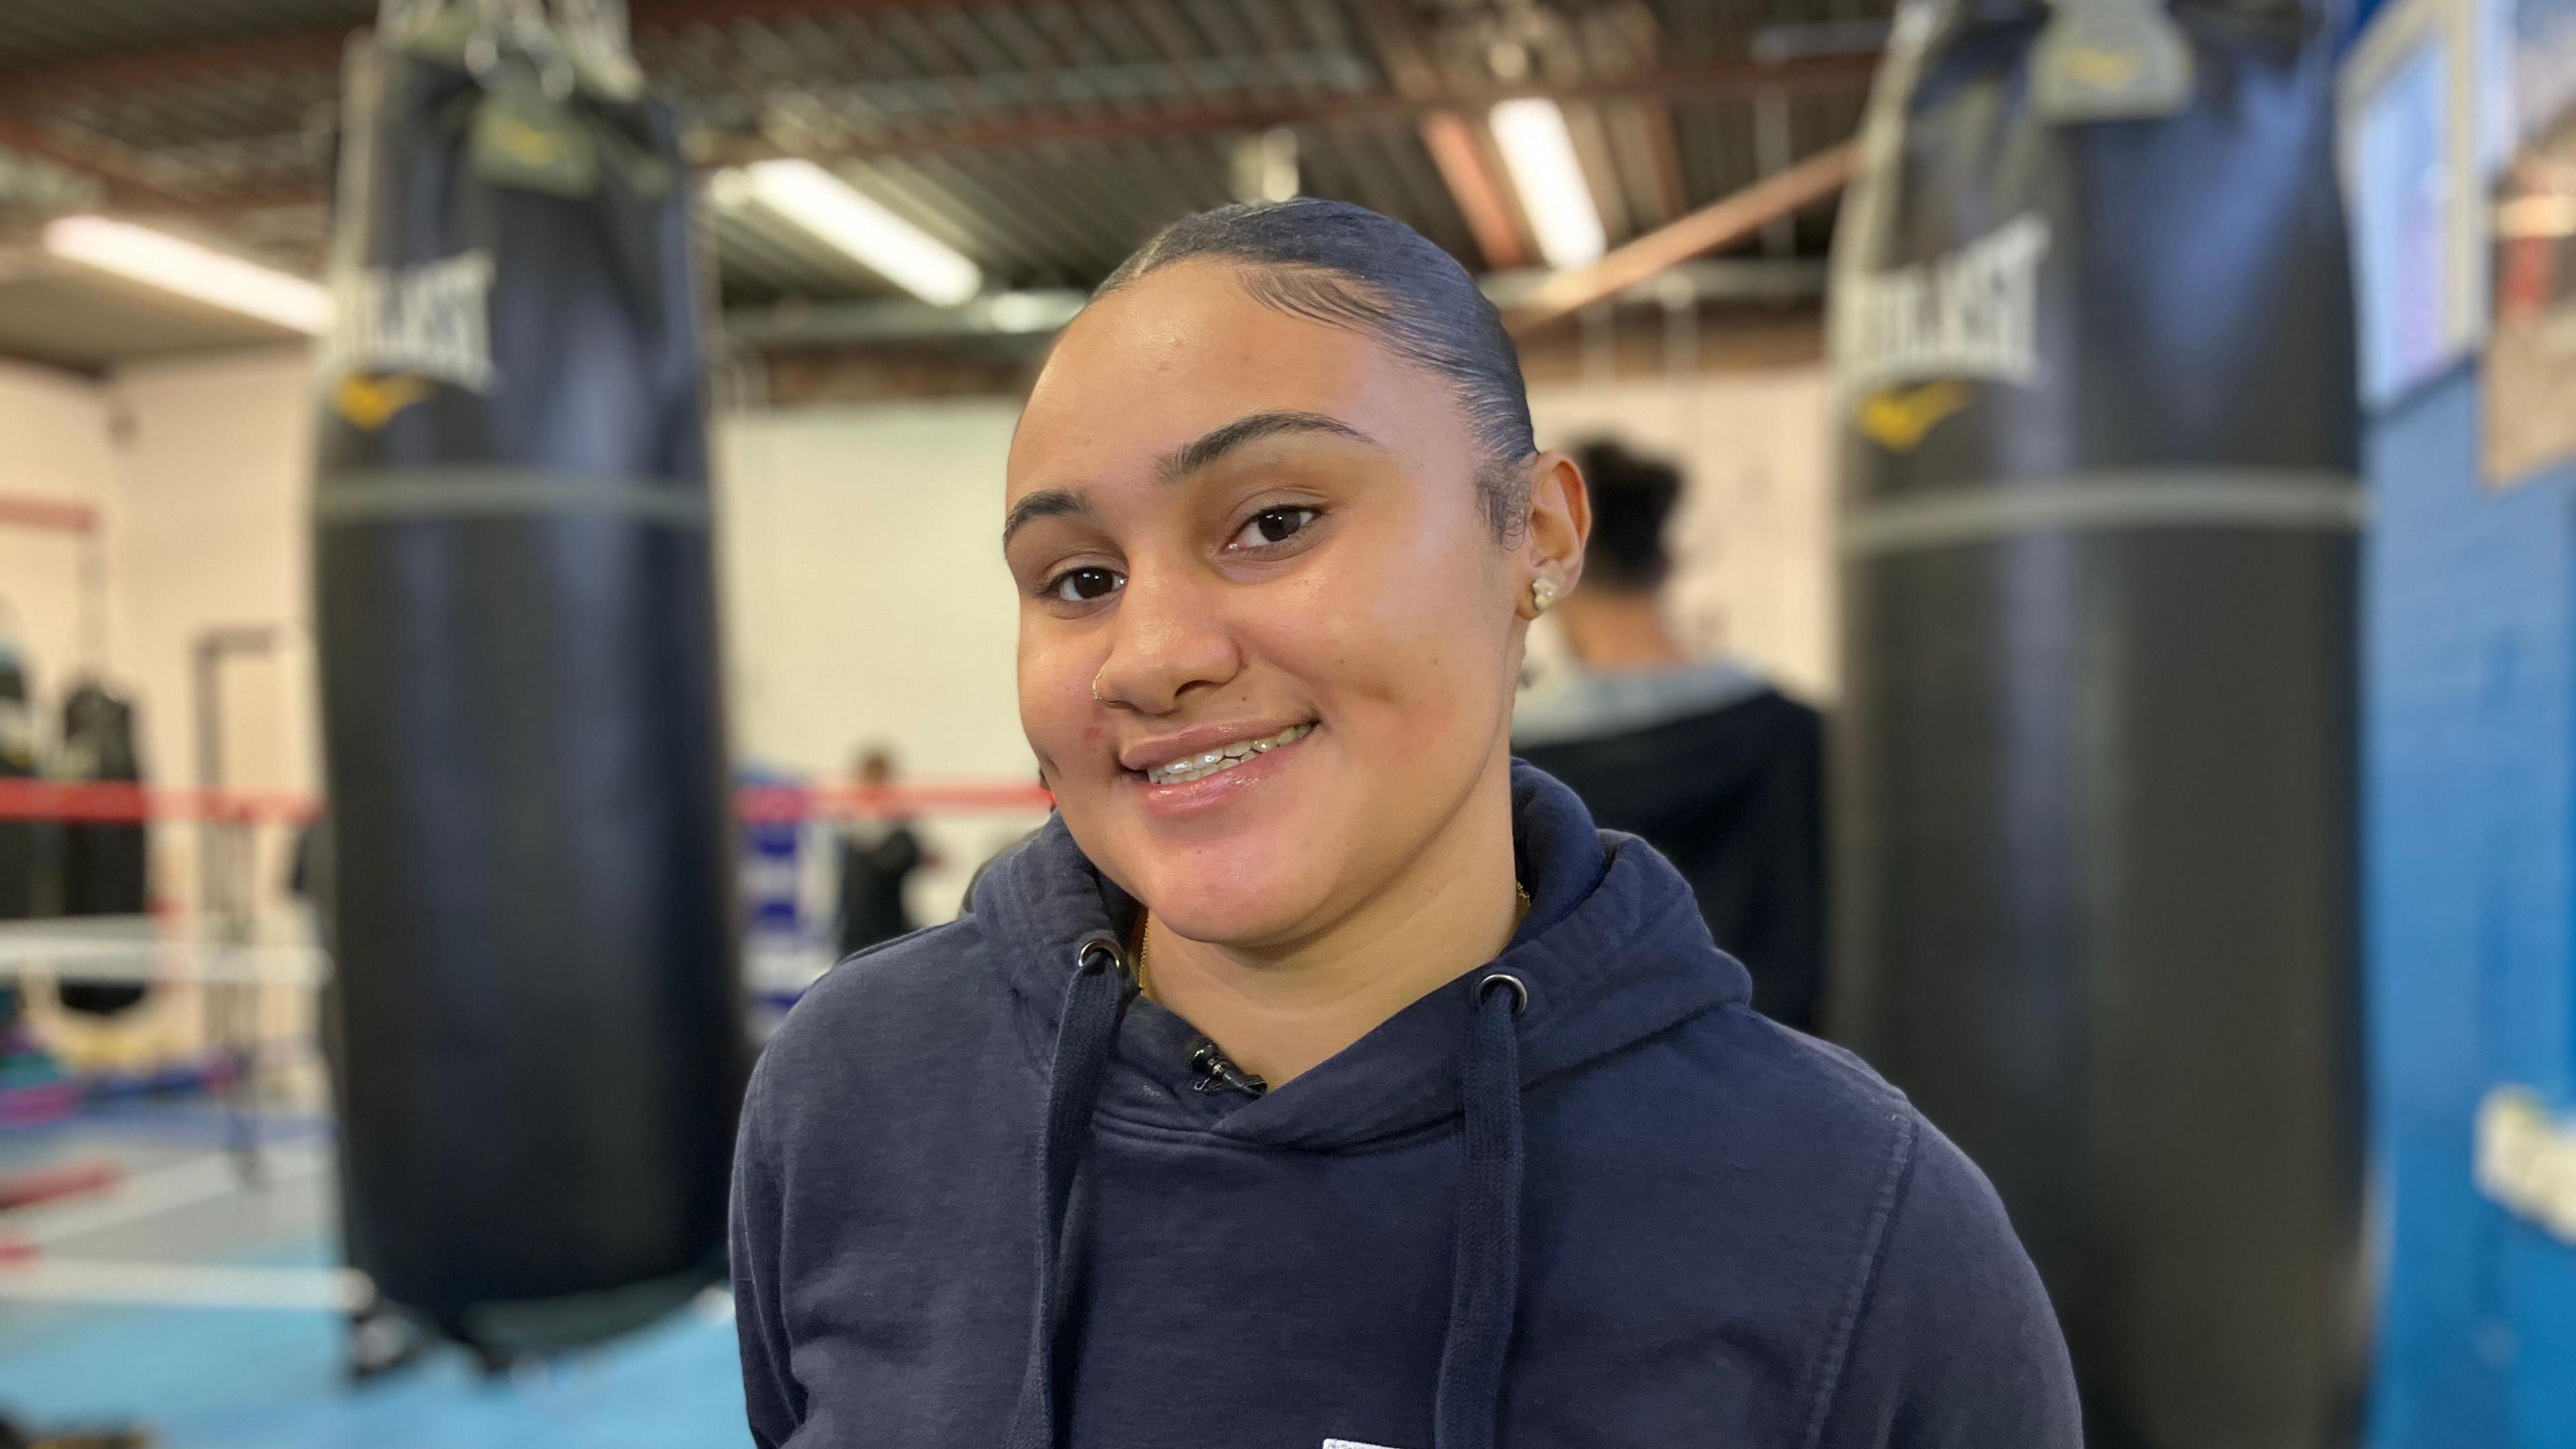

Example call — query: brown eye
[1230,506,1319,550]
[1049,566,1123,604]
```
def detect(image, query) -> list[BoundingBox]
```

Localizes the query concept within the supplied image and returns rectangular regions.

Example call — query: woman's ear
[1521,451,1589,610]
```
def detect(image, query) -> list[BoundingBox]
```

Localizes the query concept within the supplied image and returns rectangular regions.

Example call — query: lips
[1131,722,1316,786]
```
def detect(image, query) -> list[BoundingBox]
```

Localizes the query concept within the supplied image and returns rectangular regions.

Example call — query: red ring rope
[0,778,1053,824]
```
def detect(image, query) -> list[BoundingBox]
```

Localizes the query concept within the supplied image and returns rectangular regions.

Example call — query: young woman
[731,201,2079,1448]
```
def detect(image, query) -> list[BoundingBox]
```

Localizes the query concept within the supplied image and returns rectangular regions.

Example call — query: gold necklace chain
[1131,881,1532,1002]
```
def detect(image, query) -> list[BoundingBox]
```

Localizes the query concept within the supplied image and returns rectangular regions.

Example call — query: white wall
[0,360,117,755]
[111,349,320,807]
[716,398,1030,782]
[715,398,1046,925]
[10,352,1832,931]
[1529,368,1835,702]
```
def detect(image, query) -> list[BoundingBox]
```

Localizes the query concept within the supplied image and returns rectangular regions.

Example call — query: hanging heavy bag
[55,682,150,1016]
[1829,0,2364,1444]
[311,8,741,1352]
[0,643,32,924]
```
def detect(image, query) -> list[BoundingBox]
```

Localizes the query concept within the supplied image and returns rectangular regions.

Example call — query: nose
[1091,559,1240,715]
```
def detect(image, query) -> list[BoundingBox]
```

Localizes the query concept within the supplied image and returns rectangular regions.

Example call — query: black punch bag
[57,682,150,1016]
[0,643,33,923]
[1829,0,2363,1444]
[312,13,741,1351]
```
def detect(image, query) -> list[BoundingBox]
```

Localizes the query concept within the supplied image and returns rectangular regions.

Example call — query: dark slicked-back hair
[1095,198,1539,539]
[1572,438,1683,591]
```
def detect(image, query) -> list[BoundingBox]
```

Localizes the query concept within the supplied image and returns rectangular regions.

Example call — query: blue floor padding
[0,1106,747,1447]
[0,1282,747,1448]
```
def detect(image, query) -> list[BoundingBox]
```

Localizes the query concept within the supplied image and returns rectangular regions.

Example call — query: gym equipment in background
[54,682,149,1018]
[311,0,741,1355]
[1829,0,2364,1443]
[0,631,33,924]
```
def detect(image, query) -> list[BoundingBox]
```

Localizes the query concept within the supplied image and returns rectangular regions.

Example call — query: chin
[1124,845,1330,949]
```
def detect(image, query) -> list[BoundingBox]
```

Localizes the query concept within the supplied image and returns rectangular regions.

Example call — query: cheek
[1016,632,1099,767]
[1273,523,1511,740]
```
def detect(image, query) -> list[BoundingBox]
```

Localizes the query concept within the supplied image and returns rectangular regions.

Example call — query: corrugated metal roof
[0,0,373,72]
[0,0,1888,366]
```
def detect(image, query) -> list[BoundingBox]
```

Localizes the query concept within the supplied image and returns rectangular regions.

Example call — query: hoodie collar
[974,761,1750,1150]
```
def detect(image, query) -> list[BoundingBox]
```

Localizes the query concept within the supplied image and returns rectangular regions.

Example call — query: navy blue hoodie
[731,763,2078,1448]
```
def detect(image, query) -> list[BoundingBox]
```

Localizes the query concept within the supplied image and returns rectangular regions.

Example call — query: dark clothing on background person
[835,825,923,959]
[1515,661,1826,1034]
[732,763,2076,1449]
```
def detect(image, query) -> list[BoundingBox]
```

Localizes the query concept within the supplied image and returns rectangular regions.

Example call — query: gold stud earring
[1529,578,1558,616]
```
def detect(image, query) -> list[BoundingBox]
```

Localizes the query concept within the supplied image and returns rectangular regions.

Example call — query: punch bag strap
[1842,470,2365,555]
[313,467,712,527]
[2032,0,2196,123]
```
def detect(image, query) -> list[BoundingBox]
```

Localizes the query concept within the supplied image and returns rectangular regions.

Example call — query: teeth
[1144,723,1313,785]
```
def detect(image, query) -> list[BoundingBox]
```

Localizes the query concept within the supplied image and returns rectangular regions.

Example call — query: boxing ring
[0,775,1050,1320]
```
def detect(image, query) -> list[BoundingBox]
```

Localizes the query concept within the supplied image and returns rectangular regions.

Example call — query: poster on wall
[2343,0,2486,409]
[2353,38,2462,406]
[2484,0,2576,486]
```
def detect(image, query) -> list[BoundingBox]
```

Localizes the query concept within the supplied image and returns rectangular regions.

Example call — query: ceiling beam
[1417,111,1527,271]
[0,112,191,211]
[1358,0,1528,272]
[7,52,1872,223]
[0,0,1146,100]
[0,0,1873,115]
[717,257,1827,347]
[702,53,1877,164]
[1505,139,1857,333]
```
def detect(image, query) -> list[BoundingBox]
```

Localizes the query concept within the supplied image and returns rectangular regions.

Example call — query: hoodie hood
[968,759,1752,1150]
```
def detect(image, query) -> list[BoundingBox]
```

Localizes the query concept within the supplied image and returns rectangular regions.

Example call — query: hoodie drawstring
[1005,947,1529,1449]
[1434,972,1527,1449]
[1003,936,1132,1449]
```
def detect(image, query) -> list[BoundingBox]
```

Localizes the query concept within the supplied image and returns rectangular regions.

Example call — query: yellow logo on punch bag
[2058,46,2143,90]
[483,113,564,170]
[331,372,435,431]
[321,250,497,431]
[1835,216,2051,452]
[1856,380,1973,452]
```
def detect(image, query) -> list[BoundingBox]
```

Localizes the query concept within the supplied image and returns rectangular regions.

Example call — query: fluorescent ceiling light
[43,215,329,333]
[718,160,982,307]
[1488,99,1606,271]
[983,291,1083,334]
[2498,192,2576,239]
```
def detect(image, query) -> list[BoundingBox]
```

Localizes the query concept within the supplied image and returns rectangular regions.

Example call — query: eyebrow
[1157,411,1378,484]
[1001,487,1093,546]
[1002,411,1378,547]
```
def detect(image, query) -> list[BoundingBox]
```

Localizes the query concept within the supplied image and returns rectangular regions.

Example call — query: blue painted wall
[2364,364,2576,1448]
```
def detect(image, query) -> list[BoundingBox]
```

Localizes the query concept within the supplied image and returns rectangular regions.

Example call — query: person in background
[1510,439,1826,1033]
[834,746,927,959]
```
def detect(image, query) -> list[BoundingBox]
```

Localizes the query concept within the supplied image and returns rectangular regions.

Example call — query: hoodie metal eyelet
[1477,971,1529,1016]
[1075,936,1125,979]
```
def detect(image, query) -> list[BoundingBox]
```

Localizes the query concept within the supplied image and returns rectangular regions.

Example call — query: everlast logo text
[1837,215,2051,396]
[324,251,498,395]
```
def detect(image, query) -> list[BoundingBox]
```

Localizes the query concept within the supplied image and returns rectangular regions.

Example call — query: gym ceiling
[0,0,1884,371]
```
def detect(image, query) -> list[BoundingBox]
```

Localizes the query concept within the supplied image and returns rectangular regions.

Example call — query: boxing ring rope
[0,773,1055,1002]
[0,775,1051,1311]
[0,777,1055,824]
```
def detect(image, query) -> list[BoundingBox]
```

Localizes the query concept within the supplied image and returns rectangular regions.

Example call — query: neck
[1558,591,1684,672]
[1139,745,1521,1086]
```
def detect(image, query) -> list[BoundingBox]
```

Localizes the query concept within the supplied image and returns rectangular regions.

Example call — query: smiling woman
[729,201,2080,1449]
